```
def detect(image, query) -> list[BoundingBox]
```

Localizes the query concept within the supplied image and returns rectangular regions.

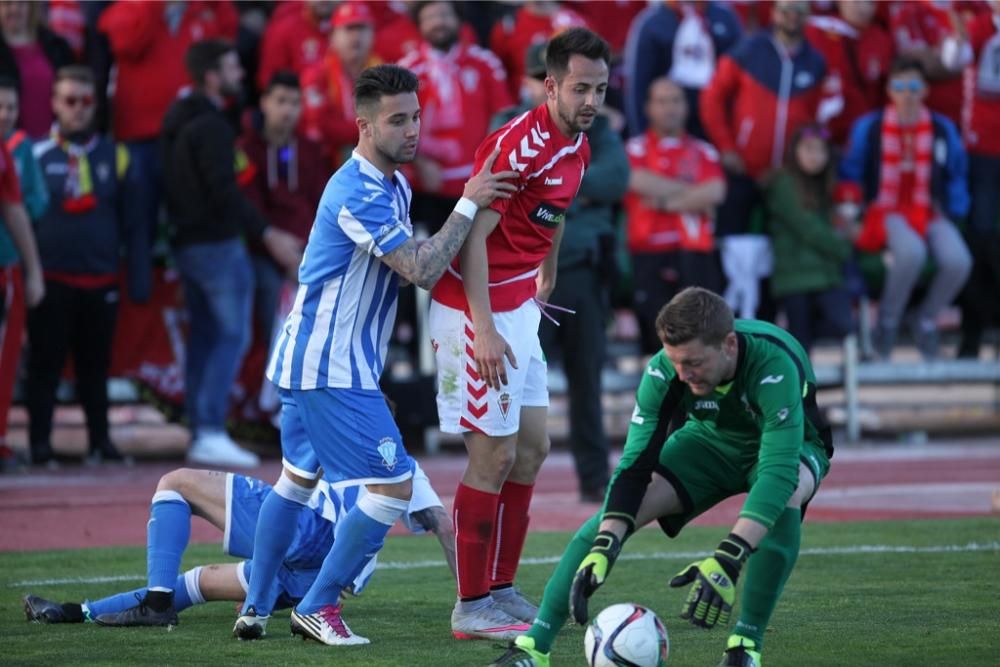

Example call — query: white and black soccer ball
[584,603,669,667]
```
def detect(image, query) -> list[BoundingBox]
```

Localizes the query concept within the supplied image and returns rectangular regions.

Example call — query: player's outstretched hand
[462,147,519,210]
[474,324,517,390]
[668,534,752,629]
[569,530,622,625]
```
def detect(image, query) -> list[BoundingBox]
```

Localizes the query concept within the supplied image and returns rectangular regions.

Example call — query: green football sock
[735,506,801,650]
[527,513,602,653]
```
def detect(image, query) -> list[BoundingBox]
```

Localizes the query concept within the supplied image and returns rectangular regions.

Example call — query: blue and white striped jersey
[267,151,412,390]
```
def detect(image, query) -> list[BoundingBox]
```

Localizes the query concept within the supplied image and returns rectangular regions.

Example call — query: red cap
[333,2,373,28]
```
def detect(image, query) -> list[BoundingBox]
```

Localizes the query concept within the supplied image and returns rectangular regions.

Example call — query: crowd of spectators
[0,0,997,473]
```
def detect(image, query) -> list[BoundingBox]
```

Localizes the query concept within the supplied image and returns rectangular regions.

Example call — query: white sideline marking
[8,542,1000,588]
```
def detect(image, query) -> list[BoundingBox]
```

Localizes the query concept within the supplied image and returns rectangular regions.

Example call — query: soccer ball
[584,603,669,667]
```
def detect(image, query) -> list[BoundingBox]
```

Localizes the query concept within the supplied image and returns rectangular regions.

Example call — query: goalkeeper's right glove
[569,530,622,625]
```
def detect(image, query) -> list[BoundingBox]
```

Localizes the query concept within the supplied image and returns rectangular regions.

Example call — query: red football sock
[453,483,499,600]
[488,480,534,589]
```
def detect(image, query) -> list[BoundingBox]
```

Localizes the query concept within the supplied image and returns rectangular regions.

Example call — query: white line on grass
[8,541,1000,588]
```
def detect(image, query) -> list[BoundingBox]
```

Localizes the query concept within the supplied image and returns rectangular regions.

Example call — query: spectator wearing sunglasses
[0,0,75,140]
[27,65,148,466]
[841,57,972,360]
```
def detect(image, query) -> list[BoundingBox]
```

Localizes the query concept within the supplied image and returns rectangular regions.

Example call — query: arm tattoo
[380,211,472,290]
[411,507,441,534]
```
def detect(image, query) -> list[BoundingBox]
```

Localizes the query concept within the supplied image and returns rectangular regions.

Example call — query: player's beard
[557,99,596,134]
[375,133,418,165]
[427,28,459,52]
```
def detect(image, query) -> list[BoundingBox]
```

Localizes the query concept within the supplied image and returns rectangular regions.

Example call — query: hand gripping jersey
[431,103,591,313]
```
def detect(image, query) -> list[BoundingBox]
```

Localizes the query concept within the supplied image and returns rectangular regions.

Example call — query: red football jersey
[489,6,588,99]
[624,132,723,254]
[399,43,512,198]
[431,104,591,312]
[0,141,21,204]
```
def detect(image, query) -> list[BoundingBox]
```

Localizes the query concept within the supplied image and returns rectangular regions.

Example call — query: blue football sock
[242,490,305,616]
[83,572,198,620]
[296,494,406,615]
[146,491,191,591]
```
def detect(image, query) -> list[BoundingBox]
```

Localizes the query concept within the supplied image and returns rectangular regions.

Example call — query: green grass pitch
[3,518,998,666]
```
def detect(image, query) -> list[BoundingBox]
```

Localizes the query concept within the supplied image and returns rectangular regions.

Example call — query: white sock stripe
[357,493,409,526]
[151,490,188,506]
[273,473,314,505]
[491,503,504,582]
[236,561,249,594]
[184,566,205,605]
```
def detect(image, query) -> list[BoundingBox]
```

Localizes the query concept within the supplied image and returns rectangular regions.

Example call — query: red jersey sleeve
[471,119,530,217]
[696,140,724,182]
[0,143,22,204]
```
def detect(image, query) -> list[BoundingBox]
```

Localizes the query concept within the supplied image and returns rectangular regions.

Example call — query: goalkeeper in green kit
[490,287,832,667]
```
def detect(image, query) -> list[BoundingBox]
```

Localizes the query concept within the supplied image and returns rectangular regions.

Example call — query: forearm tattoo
[411,507,441,534]
[382,211,472,289]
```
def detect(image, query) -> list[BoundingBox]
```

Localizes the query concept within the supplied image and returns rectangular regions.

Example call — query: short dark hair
[544,27,610,80]
[888,56,926,81]
[354,64,419,116]
[0,76,17,95]
[54,65,95,87]
[655,287,734,347]
[264,70,300,95]
[185,39,235,86]
[411,1,460,25]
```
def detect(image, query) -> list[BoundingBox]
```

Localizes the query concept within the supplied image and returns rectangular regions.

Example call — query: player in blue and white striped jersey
[236,63,517,646]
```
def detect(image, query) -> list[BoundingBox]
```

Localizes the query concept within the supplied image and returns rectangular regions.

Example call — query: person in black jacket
[0,1,75,139]
[162,39,302,469]
[27,65,146,466]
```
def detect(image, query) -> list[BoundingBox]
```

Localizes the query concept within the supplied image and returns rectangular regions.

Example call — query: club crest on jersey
[497,392,512,422]
[377,437,398,471]
[529,202,566,228]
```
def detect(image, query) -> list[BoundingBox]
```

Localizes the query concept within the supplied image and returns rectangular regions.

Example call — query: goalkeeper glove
[669,533,753,629]
[569,530,622,625]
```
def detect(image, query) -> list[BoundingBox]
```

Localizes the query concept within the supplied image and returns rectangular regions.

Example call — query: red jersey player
[429,27,610,641]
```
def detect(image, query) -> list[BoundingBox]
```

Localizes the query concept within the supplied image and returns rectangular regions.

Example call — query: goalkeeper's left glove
[569,530,622,625]
[668,533,753,629]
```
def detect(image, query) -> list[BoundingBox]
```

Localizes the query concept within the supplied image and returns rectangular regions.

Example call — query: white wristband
[453,197,478,221]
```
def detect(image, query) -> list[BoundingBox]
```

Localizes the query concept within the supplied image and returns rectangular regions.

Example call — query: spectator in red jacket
[805,0,894,147]
[700,0,827,319]
[0,0,75,139]
[399,1,512,231]
[489,0,587,100]
[300,1,379,168]
[239,71,326,349]
[255,0,334,92]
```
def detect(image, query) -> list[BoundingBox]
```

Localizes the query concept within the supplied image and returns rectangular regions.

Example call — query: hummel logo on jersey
[544,176,563,186]
[760,375,784,385]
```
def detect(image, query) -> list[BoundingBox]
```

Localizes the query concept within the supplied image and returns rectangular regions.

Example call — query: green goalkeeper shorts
[653,426,830,538]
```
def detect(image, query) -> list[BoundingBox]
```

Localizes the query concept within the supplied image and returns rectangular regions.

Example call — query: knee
[891,239,927,271]
[936,244,973,281]
[468,442,517,485]
[156,468,197,497]
[517,435,550,474]
[273,470,315,505]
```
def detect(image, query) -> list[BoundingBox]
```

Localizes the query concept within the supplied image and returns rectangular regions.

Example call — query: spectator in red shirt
[239,71,326,349]
[625,77,726,354]
[300,2,379,168]
[372,0,478,65]
[0,0,75,140]
[255,0,334,92]
[399,1,512,232]
[888,0,980,126]
[700,0,827,320]
[489,1,588,100]
[805,0,894,147]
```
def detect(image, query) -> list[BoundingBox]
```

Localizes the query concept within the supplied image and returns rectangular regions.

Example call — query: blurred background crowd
[0,0,997,477]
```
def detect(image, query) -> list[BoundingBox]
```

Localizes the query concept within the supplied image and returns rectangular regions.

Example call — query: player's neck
[545,100,579,140]
[355,142,398,180]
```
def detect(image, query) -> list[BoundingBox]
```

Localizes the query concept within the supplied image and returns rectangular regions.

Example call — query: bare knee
[508,435,550,483]
[156,468,200,498]
[464,435,517,491]
[787,465,817,508]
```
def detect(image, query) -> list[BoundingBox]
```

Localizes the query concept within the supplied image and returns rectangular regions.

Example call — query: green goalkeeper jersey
[604,319,833,532]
